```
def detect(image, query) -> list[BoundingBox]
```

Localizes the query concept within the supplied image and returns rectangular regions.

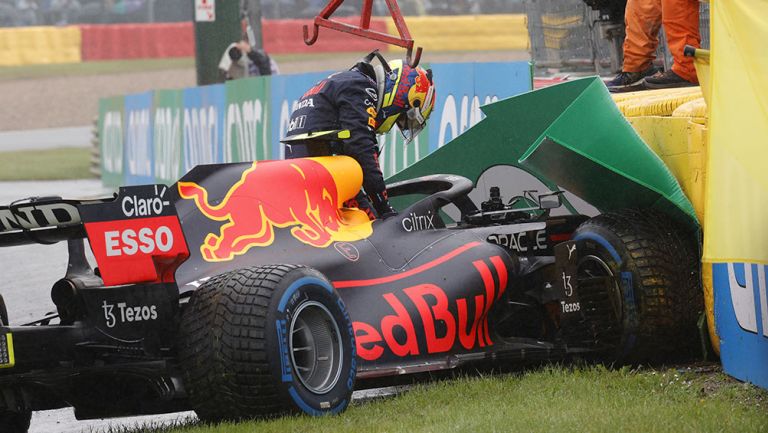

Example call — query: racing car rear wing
[0,185,189,286]
[0,196,99,246]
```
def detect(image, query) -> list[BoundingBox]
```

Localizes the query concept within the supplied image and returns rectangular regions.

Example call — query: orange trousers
[622,0,701,83]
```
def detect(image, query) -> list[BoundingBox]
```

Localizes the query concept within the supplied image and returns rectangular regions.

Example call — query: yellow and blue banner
[706,0,768,389]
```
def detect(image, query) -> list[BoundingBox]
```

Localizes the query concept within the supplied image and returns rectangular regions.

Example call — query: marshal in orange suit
[605,0,701,91]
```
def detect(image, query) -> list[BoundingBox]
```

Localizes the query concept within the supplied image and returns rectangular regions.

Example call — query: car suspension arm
[302,0,423,67]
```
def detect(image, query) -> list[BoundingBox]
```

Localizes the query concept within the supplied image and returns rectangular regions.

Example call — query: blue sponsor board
[153,89,184,185]
[101,61,532,186]
[473,62,531,104]
[123,91,154,185]
[223,77,271,162]
[714,262,768,389]
[381,61,532,177]
[270,71,331,160]
[182,84,226,174]
[429,61,531,151]
[429,62,475,149]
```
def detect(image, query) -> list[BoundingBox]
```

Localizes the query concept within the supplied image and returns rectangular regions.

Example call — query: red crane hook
[302,0,423,67]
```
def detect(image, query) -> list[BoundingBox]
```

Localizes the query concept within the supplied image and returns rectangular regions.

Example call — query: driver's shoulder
[329,69,376,92]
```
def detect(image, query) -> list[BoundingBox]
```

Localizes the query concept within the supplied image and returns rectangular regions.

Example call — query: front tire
[180,265,356,422]
[570,209,702,363]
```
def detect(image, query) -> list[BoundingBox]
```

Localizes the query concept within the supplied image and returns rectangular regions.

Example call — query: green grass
[106,365,768,433]
[0,57,195,81]
[0,147,94,180]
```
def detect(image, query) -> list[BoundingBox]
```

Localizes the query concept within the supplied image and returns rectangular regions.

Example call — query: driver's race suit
[284,61,395,218]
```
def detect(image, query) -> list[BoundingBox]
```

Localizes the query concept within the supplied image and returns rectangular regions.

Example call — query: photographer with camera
[219,40,278,80]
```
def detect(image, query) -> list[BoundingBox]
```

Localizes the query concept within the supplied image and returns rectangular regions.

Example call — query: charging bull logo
[178,158,372,262]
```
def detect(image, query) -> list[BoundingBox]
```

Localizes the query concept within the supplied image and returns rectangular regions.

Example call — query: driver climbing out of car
[282,50,436,220]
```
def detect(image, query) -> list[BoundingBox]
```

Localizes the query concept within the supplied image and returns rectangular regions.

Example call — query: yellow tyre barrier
[0,26,81,67]
[386,14,529,52]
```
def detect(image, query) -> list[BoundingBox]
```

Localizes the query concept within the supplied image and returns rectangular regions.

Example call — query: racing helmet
[376,59,436,143]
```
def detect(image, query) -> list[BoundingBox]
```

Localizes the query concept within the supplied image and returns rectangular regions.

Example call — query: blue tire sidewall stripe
[278,276,333,313]
[575,230,639,355]
[574,232,622,264]
[276,272,351,415]
[289,387,347,416]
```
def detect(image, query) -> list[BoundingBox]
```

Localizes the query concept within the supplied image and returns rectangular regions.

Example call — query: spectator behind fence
[219,40,279,80]
[605,0,700,92]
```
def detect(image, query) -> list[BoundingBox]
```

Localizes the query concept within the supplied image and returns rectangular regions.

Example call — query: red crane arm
[302,0,423,67]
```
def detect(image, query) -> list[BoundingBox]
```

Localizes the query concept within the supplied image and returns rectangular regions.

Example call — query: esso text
[104,226,174,257]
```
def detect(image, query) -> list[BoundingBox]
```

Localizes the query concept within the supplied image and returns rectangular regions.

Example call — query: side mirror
[538,192,563,210]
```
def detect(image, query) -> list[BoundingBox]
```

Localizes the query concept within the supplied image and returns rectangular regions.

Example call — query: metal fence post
[245,0,264,50]
[193,0,241,86]
[147,0,156,22]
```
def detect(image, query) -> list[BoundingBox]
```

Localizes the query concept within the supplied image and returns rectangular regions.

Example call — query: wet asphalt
[0,179,196,433]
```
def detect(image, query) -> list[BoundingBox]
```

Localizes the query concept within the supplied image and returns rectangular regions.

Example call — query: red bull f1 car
[0,155,701,431]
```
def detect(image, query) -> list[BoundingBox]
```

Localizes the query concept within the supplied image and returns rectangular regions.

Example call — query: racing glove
[369,190,397,219]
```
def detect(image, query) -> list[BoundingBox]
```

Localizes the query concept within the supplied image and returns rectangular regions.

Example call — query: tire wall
[0,25,81,66]
[80,23,194,61]
[612,91,713,351]
[611,2,768,392]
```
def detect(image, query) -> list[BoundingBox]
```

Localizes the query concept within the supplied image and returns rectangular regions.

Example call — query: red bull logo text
[179,158,372,262]
[351,256,508,361]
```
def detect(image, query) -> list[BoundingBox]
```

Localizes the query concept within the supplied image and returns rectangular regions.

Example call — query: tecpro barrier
[263,18,388,54]
[386,15,529,52]
[0,15,529,65]
[0,25,81,66]
[80,23,194,61]
[98,61,532,187]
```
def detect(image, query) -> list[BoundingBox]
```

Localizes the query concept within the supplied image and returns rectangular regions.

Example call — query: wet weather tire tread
[573,209,702,362]
[179,264,301,421]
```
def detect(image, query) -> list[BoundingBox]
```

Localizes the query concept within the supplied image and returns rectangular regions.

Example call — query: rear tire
[570,209,702,363]
[0,409,31,433]
[0,296,30,433]
[180,265,356,422]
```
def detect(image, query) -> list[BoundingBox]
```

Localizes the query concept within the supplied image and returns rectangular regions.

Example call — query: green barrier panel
[98,96,125,187]
[153,89,184,185]
[389,76,698,229]
[224,76,271,161]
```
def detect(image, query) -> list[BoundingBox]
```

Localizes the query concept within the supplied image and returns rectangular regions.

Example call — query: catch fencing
[525,0,711,75]
[0,0,525,27]
[0,14,530,66]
